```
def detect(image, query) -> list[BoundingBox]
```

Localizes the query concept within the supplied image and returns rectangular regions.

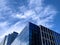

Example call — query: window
[42,32,44,37]
[41,26,45,32]
[46,34,49,39]
[46,40,48,45]
[43,38,46,45]
[51,42,53,45]
[48,40,50,45]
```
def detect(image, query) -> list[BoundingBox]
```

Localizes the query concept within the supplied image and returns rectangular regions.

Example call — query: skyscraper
[11,22,60,45]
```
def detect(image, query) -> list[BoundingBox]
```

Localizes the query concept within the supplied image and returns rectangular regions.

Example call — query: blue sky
[0,0,60,42]
[44,0,60,33]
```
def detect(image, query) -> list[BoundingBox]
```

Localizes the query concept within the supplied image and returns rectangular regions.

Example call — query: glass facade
[0,22,60,45]
[11,22,42,45]
[12,22,42,45]
[11,24,29,45]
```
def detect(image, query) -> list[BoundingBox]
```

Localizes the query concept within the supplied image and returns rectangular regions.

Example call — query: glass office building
[11,22,60,45]
[0,22,60,45]
[11,22,42,45]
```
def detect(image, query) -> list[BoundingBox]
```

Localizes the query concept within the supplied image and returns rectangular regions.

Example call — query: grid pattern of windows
[40,26,55,45]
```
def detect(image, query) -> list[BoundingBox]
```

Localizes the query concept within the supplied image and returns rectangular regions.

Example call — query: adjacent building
[0,32,18,45]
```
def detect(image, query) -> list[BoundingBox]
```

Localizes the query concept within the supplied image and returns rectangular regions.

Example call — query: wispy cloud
[0,0,57,42]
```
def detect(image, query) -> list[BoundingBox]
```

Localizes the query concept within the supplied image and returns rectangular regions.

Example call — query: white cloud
[12,5,57,28]
[29,0,43,7]
[0,37,4,43]
[41,6,56,17]
[12,10,35,19]
[0,22,8,27]
[0,22,9,32]
[7,22,26,33]
[18,6,27,13]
